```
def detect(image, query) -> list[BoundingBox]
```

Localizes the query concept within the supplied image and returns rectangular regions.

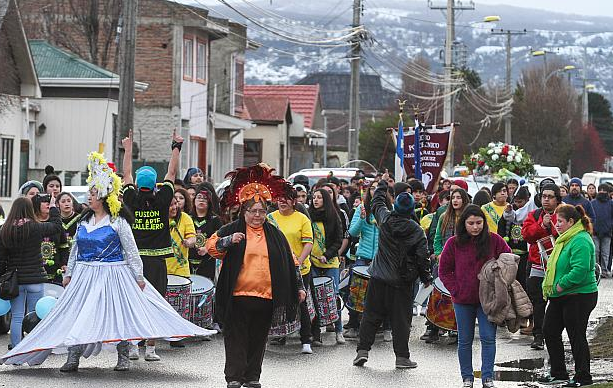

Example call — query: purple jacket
[439,233,511,305]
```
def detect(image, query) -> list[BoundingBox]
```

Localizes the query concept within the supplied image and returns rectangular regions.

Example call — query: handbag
[0,268,19,300]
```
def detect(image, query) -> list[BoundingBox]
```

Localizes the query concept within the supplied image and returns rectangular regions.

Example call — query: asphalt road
[1,280,612,388]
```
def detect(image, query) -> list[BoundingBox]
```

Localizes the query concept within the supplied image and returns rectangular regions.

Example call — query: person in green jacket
[539,204,598,387]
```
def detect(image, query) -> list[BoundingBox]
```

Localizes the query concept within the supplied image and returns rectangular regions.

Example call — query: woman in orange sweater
[206,165,306,388]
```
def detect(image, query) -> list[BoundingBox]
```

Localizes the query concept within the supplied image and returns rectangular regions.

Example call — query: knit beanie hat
[514,186,531,200]
[135,166,157,191]
[183,167,203,185]
[394,192,415,215]
[491,182,507,197]
[570,177,582,187]
[19,180,43,196]
[43,165,62,193]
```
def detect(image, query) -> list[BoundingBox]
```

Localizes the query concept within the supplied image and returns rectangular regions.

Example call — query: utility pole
[116,0,138,169]
[491,28,526,144]
[581,47,589,126]
[348,0,362,162]
[428,0,474,171]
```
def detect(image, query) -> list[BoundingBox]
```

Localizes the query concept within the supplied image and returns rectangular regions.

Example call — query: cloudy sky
[473,0,613,17]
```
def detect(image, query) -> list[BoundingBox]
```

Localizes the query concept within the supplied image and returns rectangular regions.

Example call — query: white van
[581,172,613,189]
[533,165,563,186]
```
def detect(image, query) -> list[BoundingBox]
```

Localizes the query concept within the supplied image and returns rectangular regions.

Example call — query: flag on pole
[414,116,422,180]
[396,116,404,160]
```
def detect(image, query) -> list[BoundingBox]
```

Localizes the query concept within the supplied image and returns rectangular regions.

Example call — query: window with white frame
[183,36,193,80]
[196,39,207,83]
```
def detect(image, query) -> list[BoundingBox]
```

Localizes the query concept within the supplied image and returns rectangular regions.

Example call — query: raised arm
[164,129,184,183]
[122,130,134,185]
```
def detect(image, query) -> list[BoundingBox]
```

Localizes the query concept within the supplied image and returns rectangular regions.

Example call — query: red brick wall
[0,3,22,96]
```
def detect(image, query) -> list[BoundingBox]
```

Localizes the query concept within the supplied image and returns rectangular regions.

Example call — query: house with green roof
[26,40,147,182]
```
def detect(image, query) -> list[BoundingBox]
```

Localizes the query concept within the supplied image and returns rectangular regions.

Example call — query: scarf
[542,221,585,298]
[214,218,298,333]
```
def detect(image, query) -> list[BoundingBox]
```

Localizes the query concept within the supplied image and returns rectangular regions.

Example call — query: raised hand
[172,128,184,144]
[122,130,133,151]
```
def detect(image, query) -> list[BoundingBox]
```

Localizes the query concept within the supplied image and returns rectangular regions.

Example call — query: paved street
[1,280,612,388]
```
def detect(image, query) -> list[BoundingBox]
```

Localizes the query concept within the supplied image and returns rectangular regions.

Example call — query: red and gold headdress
[221,163,293,210]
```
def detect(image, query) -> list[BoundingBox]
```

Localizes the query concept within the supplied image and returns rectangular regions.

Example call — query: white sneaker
[144,346,161,361]
[383,330,393,342]
[128,344,139,360]
[301,344,313,354]
[336,332,346,345]
[212,322,222,333]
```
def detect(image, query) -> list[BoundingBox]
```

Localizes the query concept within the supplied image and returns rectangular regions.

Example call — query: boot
[114,341,130,371]
[530,335,544,350]
[60,345,84,373]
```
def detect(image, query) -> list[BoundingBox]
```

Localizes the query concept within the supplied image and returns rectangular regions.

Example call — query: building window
[234,59,245,115]
[196,39,207,83]
[0,138,14,197]
[243,140,262,167]
[183,36,193,80]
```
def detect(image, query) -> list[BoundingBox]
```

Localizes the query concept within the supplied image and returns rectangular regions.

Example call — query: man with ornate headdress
[0,152,214,371]
[206,164,306,388]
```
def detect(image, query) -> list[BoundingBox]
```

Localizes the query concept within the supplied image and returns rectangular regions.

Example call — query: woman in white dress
[0,152,214,372]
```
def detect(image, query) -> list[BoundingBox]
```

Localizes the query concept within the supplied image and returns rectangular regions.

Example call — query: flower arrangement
[462,142,535,177]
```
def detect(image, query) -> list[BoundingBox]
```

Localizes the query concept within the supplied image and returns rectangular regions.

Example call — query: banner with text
[403,124,453,193]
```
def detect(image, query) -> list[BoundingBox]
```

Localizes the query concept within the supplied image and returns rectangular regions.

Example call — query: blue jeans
[453,303,497,381]
[312,266,343,333]
[10,283,44,347]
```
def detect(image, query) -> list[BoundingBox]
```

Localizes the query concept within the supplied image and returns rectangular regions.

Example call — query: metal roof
[29,40,117,79]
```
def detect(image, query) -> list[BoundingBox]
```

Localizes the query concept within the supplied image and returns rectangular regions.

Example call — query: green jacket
[549,230,598,298]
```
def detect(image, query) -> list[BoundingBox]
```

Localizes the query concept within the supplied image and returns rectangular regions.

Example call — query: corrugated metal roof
[244,85,320,128]
[29,40,117,79]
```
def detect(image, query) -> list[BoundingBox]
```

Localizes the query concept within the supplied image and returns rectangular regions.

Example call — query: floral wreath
[220,163,293,210]
[86,152,122,219]
[462,142,535,177]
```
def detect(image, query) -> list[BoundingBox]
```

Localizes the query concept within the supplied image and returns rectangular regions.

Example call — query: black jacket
[368,181,432,287]
[0,207,63,284]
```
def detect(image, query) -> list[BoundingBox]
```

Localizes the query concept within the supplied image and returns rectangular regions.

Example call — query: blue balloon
[0,298,10,316]
[35,296,57,320]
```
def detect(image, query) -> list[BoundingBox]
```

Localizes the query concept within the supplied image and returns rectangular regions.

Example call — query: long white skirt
[0,261,216,366]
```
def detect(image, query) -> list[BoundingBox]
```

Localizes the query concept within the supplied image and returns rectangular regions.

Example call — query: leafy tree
[588,92,613,155]
[571,124,608,175]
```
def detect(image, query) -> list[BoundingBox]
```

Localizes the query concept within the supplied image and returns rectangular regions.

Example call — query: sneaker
[336,332,346,345]
[562,379,593,387]
[227,382,242,388]
[128,344,140,360]
[426,330,440,343]
[463,379,474,388]
[420,330,431,341]
[245,381,261,388]
[326,324,335,332]
[412,307,418,316]
[144,346,161,361]
[537,375,569,385]
[7,344,13,351]
[383,330,393,342]
[212,322,222,333]
[301,344,313,354]
[482,378,495,388]
[312,338,323,347]
[353,350,368,366]
[344,328,359,338]
[530,335,544,350]
[270,337,286,346]
[395,357,418,369]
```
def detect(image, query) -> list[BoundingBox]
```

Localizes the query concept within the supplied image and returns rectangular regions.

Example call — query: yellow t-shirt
[482,202,506,234]
[166,212,196,277]
[310,221,340,269]
[268,210,313,276]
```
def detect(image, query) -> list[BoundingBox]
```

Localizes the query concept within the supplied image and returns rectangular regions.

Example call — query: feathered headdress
[221,163,293,210]
[86,152,122,218]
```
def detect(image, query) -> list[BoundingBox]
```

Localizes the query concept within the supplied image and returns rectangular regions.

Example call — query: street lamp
[482,15,501,22]
[544,65,577,85]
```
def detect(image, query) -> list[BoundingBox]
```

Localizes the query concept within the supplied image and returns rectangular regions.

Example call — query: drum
[312,276,338,326]
[425,278,457,331]
[306,285,316,321]
[189,275,215,328]
[269,319,301,337]
[165,275,192,320]
[347,265,370,312]
[43,283,64,299]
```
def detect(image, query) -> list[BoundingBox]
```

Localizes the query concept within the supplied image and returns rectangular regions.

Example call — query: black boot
[530,335,544,350]
[114,341,130,371]
[60,345,84,373]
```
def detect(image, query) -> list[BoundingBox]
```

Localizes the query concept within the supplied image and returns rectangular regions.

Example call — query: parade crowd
[0,130,612,388]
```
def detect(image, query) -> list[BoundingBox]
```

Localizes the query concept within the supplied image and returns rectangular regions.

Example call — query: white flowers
[507,155,514,162]
[488,143,495,148]
[487,149,494,155]
[492,154,499,161]
[515,154,522,162]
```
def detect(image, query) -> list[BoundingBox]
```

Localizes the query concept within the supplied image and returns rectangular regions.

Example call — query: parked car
[64,185,89,205]
[581,172,613,190]
[534,165,563,186]
[287,168,375,189]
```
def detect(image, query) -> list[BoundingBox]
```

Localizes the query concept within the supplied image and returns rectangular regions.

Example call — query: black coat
[0,207,63,284]
[368,181,432,287]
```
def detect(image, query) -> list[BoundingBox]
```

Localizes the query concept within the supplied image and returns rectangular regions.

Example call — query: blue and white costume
[1,215,215,366]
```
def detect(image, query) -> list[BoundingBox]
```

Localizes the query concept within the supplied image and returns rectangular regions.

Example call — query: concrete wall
[243,123,287,174]
[0,96,24,210]
[133,106,180,164]
[35,98,117,171]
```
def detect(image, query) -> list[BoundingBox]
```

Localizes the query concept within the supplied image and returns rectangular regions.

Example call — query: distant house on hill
[296,72,397,166]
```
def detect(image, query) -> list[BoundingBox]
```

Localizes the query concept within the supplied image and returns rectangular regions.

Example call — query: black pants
[224,296,273,383]
[516,254,529,291]
[142,257,168,295]
[543,292,598,384]
[299,273,313,344]
[526,276,546,337]
[357,277,413,358]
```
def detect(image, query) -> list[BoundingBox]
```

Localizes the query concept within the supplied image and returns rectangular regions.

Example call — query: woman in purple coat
[439,205,511,388]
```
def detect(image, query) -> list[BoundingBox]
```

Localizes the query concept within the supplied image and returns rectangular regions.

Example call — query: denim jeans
[10,283,44,347]
[312,266,343,333]
[593,235,611,273]
[453,303,497,381]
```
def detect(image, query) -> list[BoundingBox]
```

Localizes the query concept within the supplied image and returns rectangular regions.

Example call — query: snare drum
[347,265,370,312]
[312,276,338,326]
[425,278,457,331]
[189,275,215,328]
[165,275,192,320]
[269,319,301,337]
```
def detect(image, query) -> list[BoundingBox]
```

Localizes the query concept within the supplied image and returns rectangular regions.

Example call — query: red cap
[453,179,468,191]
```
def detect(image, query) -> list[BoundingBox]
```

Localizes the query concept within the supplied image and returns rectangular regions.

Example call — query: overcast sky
[471,0,611,17]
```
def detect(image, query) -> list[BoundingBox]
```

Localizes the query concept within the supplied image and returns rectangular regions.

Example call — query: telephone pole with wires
[348,0,363,161]
[490,28,526,144]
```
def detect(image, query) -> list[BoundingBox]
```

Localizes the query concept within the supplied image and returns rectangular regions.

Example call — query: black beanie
[514,186,531,200]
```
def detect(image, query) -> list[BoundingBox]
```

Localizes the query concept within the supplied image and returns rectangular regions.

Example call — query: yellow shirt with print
[268,210,313,276]
[310,221,340,269]
[481,202,507,234]
[166,212,196,277]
